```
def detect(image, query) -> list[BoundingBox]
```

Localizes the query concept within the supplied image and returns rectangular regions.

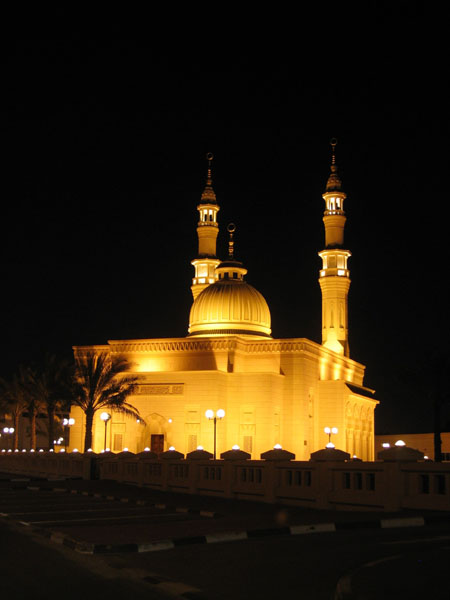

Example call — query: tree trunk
[13,412,20,450]
[47,406,55,451]
[434,390,442,462]
[30,412,36,450]
[84,409,94,452]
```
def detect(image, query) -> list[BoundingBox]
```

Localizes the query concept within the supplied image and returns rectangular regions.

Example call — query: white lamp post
[62,417,75,451]
[205,409,225,459]
[100,412,111,452]
[324,426,338,448]
[2,427,14,451]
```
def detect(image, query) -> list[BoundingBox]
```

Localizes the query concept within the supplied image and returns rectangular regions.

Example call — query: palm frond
[72,351,143,448]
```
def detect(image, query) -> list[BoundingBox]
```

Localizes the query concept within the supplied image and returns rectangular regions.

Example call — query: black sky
[1,5,449,434]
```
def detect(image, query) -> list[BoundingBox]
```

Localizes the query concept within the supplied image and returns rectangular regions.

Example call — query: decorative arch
[137,413,172,453]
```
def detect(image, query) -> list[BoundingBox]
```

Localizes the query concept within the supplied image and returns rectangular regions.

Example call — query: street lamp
[62,417,75,451]
[100,412,111,452]
[324,426,338,448]
[2,427,14,451]
[205,409,225,459]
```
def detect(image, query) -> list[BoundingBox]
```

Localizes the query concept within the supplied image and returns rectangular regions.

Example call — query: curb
[23,514,450,556]
[4,481,450,555]
[1,519,206,600]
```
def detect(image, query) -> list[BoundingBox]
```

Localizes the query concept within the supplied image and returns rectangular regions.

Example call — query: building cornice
[103,336,364,370]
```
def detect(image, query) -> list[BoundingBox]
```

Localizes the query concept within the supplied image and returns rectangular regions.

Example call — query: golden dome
[188,262,272,338]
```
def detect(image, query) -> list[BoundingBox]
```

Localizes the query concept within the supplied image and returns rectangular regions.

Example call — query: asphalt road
[2,474,450,599]
[126,527,450,599]
[0,519,166,600]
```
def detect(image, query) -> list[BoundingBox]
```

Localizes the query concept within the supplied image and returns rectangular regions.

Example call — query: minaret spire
[191,153,221,300]
[227,222,235,260]
[318,139,351,356]
[201,152,216,203]
[214,222,248,283]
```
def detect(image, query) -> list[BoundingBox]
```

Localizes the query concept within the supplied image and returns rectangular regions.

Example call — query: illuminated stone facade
[69,145,378,460]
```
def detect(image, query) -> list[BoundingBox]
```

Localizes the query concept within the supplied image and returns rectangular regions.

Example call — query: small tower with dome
[318,139,351,356]
[191,153,221,300]
[188,223,271,338]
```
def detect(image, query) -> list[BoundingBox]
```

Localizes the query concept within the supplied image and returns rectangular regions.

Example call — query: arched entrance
[138,413,171,454]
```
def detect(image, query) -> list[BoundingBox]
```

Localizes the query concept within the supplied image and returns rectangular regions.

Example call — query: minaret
[191,153,221,300]
[318,139,351,356]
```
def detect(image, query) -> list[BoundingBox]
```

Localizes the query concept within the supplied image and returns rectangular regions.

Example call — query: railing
[1,451,449,512]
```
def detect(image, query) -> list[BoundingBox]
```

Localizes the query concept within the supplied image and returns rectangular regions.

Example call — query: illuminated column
[318,139,351,356]
[191,153,221,300]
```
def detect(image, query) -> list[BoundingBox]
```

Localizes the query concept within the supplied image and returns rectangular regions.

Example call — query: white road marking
[206,531,248,543]
[138,540,175,552]
[27,512,187,525]
[380,517,425,528]
[5,506,162,516]
[334,554,402,599]
[290,523,336,535]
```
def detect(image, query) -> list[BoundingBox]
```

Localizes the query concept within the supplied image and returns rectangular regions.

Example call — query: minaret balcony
[197,220,219,228]
[324,209,345,216]
[320,268,350,278]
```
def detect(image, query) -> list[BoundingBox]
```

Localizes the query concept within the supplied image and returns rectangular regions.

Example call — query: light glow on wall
[135,357,165,372]
[333,362,343,380]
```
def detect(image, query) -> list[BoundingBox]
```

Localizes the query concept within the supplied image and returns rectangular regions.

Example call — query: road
[1,474,450,599]
[0,518,165,600]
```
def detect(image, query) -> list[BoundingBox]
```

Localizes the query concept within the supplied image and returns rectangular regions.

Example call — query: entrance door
[150,434,164,454]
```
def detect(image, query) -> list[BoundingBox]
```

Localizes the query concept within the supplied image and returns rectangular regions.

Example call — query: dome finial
[325,138,342,193]
[227,223,236,260]
[201,152,217,203]
[330,138,337,165]
[206,152,213,184]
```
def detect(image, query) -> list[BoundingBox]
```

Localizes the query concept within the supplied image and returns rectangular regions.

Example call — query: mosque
[69,143,378,460]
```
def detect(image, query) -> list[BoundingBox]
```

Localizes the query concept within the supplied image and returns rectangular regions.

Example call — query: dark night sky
[1,5,448,434]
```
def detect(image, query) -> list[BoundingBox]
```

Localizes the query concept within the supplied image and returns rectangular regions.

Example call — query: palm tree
[21,366,45,451]
[0,367,32,450]
[71,351,142,452]
[30,354,72,450]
